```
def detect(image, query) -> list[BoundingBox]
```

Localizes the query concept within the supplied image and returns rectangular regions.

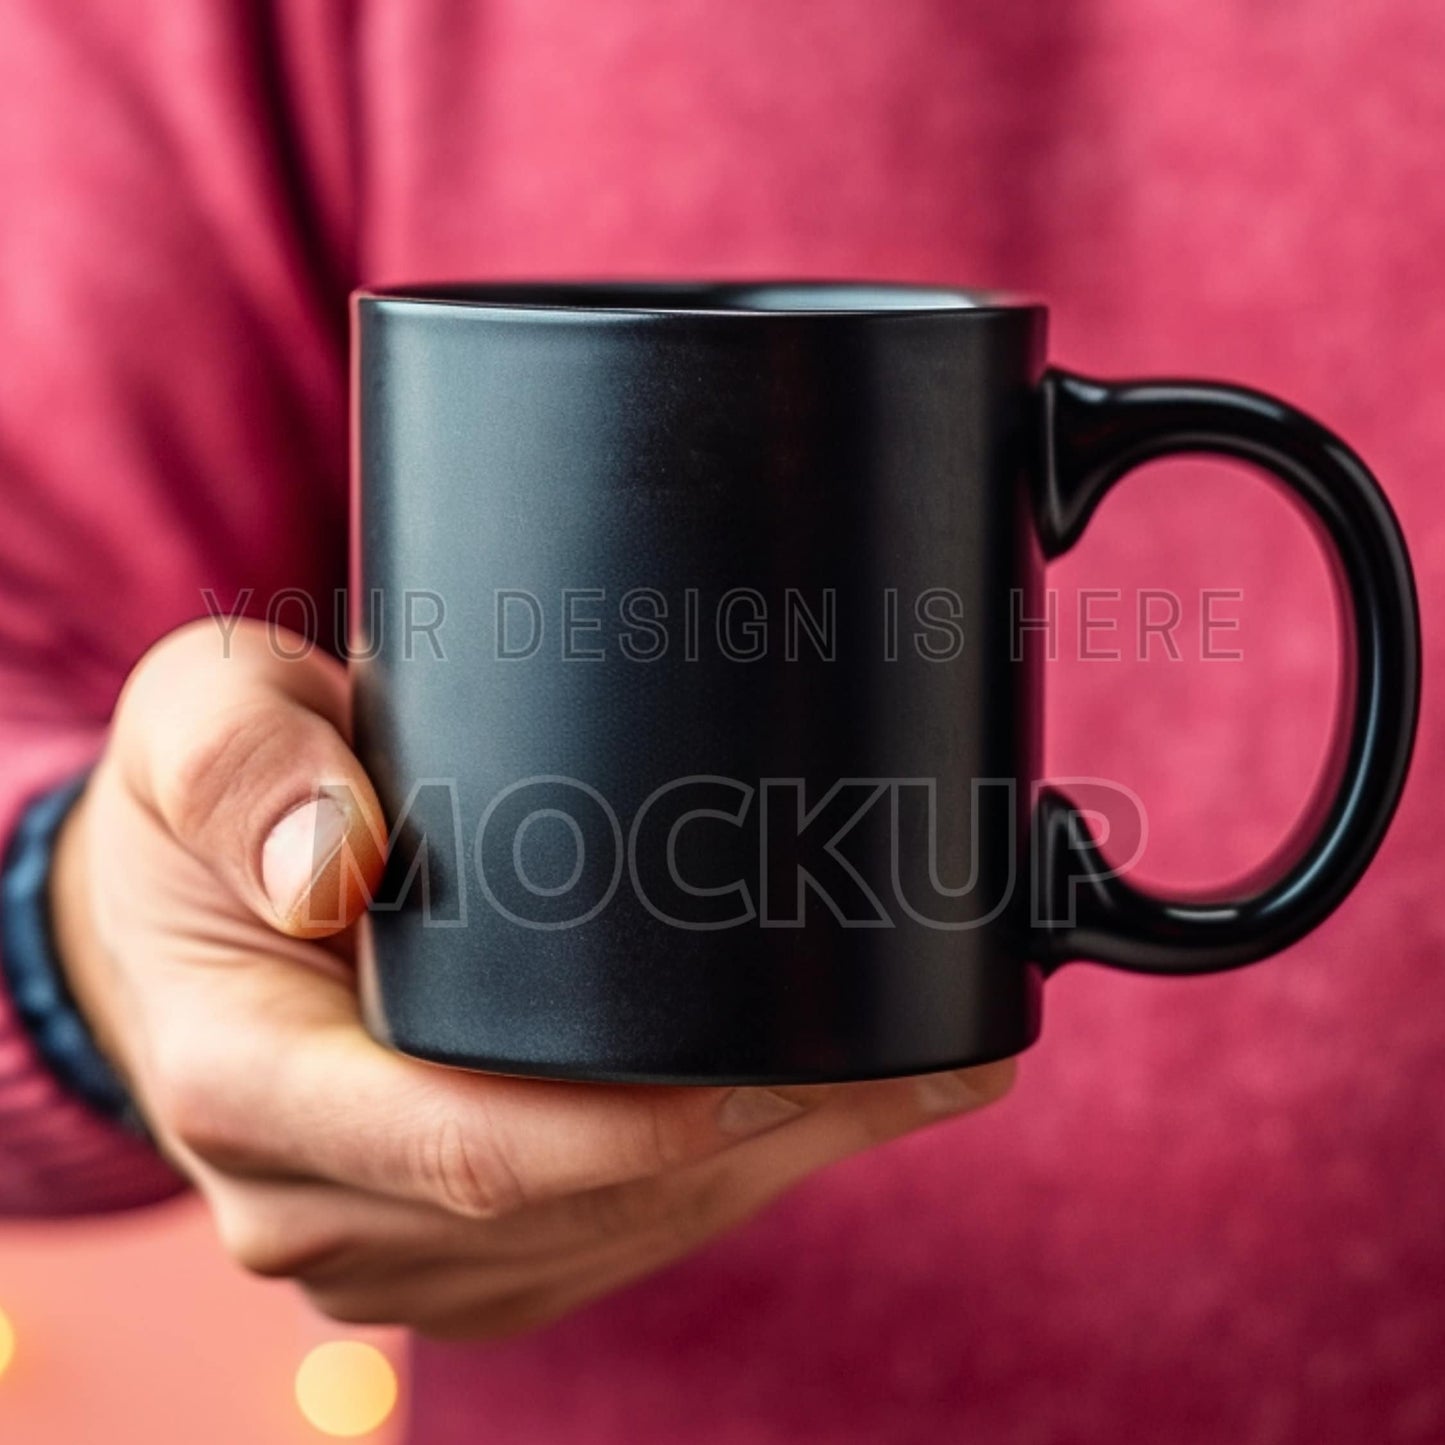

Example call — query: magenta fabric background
[2,2,1443,1442]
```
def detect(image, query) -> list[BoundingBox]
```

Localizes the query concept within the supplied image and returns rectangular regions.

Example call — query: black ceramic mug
[350,282,1419,1084]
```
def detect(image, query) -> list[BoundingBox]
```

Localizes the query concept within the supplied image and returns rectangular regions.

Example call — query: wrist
[49,782,133,1094]
[1,773,140,1128]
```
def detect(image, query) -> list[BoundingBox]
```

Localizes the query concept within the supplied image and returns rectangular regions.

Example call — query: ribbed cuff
[0,773,146,1134]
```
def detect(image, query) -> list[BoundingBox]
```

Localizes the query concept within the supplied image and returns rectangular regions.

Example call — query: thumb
[116,617,386,937]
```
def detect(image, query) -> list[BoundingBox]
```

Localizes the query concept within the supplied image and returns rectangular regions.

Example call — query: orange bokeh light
[294,1340,398,1438]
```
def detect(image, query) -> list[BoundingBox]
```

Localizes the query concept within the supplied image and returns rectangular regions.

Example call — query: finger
[114,617,386,937]
[561,1059,1019,1277]
[702,1059,1018,1220]
[198,1171,566,1291]
[147,949,829,1219]
[198,1060,1016,1337]
[383,1061,1016,1338]
[197,1166,713,1333]
[475,1061,1021,1327]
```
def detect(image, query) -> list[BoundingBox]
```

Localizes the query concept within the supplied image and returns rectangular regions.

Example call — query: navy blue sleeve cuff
[1,773,145,1133]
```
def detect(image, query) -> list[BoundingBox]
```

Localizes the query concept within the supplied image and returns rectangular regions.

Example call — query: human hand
[51,619,1014,1338]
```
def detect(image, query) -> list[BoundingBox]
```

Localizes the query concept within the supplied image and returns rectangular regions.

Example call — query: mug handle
[1032,368,1420,974]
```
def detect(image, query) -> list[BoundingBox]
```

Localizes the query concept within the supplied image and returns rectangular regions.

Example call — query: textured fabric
[0,773,137,1122]
[0,735,183,1215]
[2,1,1444,1441]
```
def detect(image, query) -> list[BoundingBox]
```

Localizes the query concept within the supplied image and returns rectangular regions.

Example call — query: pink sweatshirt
[3,3,1444,1442]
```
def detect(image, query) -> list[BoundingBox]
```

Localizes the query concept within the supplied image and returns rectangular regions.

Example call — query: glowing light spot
[0,1307,14,1378]
[295,1340,398,1437]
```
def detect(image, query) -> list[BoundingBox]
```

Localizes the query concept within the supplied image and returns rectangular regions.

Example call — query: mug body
[352,282,1049,1083]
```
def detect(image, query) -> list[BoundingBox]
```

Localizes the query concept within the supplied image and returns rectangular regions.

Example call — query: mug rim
[354,279,1044,320]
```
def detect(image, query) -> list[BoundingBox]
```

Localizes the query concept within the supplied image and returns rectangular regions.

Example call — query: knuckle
[147,1034,272,1174]
[214,1202,349,1282]
[147,1045,235,1158]
[419,1112,525,1221]
[125,620,230,700]
[642,1092,708,1172]
[160,701,279,843]
[117,621,246,746]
